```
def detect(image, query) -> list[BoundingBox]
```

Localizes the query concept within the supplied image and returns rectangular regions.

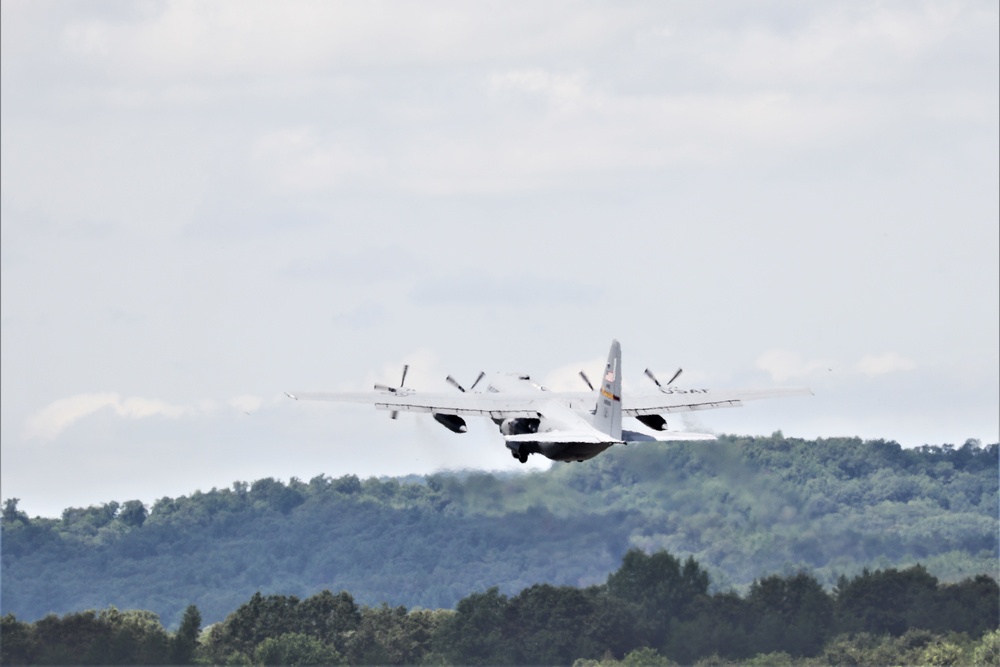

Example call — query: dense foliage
[1,605,200,666]
[2,551,997,665]
[1,436,996,630]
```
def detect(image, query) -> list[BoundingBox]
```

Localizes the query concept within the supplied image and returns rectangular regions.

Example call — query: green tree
[100,607,171,664]
[33,610,114,664]
[254,632,341,666]
[835,565,940,636]
[2,498,28,524]
[820,628,948,666]
[935,574,1000,636]
[25,607,173,665]
[504,584,604,665]
[582,590,642,660]
[250,478,304,514]
[0,613,38,664]
[343,604,443,665]
[118,500,148,528]
[919,639,965,666]
[297,590,361,653]
[435,587,513,665]
[745,572,833,656]
[332,474,362,495]
[972,628,1000,666]
[171,604,202,664]
[607,549,709,648]
[667,592,752,663]
[206,592,302,662]
[621,646,676,666]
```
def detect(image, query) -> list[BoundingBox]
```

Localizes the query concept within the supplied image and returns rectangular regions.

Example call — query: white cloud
[48,1,622,81]
[251,127,386,194]
[393,84,866,195]
[543,358,605,392]
[701,2,968,87]
[116,396,188,420]
[855,352,917,377]
[24,392,188,440]
[490,68,586,109]
[23,392,284,440]
[229,395,264,413]
[757,349,919,382]
[756,350,834,383]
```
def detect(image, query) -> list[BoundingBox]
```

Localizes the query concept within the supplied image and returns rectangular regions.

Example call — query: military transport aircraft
[286,340,811,464]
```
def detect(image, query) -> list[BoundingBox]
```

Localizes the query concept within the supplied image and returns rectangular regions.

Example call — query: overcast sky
[2,0,997,518]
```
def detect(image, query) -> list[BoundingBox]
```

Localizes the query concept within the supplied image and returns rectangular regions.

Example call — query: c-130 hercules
[287,340,811,464]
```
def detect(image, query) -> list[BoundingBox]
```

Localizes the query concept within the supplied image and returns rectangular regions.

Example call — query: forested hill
[2,435,997,628]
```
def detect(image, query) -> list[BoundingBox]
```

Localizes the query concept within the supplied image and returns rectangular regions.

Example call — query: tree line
[2,549,997,665]
[1,436,996,628]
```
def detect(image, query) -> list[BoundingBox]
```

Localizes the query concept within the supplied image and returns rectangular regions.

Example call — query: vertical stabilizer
[593,340,623,439]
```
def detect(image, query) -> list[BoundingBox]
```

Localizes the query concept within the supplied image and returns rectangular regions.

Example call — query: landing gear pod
[499,417,540,436]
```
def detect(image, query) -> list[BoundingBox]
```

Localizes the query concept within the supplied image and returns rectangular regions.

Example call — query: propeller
[644,367,683,391]
[374,364,409,419]
[446,371,485,393]
[469,372,485,391]
[579,370,595,391]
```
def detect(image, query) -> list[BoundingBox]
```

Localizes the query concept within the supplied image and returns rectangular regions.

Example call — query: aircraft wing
[623,387,812,416]
[289,386,811,418]
[287,390,556,419]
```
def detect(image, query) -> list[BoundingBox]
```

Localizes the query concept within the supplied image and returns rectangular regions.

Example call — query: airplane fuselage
[507,439,615,462]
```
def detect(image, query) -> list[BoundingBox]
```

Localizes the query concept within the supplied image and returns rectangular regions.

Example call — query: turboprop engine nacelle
[636,414,667,431]
[433,413,468,433]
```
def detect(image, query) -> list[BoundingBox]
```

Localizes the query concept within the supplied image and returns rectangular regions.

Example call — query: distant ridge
[1,435,996,627]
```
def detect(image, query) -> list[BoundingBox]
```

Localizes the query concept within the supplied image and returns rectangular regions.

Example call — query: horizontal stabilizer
[622,429,717,443]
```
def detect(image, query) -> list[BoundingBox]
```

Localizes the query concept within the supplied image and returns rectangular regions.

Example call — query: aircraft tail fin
[593,340,623,440]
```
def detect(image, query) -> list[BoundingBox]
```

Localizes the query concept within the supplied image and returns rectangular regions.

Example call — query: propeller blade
[644,368,664,389]
[579,370,595,391]
[469,371,486,391]
[667,368,683,386]
[381,364,409,419]
[446,375,466,392]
